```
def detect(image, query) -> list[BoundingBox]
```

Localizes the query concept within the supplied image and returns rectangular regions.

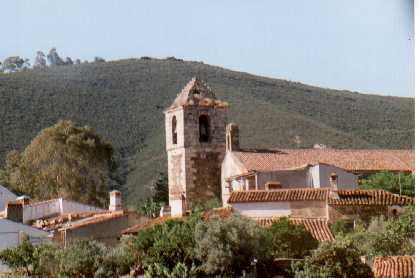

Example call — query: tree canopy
[0,120,113,207]
[360,171,414,197]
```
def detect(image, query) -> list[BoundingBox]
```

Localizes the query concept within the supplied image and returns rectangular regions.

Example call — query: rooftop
[373,256,414,278]
[166,77,228,110]
[233,149,414,173]
[227,188,414,206]
[256,217,334,242]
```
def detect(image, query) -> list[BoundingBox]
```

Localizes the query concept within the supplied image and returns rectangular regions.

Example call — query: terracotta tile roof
[228,188,414,206]
[32,211,112,231]
[228,188,329,203]
[255,217,334,241]
[329,189,414,206]
[373,256,414,278]
[121,216,180,235]
[233,149,414,173]
[202,207,234,221]
[166,78,228,110]
[56,210,126,231]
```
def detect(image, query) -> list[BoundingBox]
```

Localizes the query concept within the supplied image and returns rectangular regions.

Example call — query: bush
[291,240,373,278]
[194,215,272,276]
[129,215,201,274]
[268,218,318,259]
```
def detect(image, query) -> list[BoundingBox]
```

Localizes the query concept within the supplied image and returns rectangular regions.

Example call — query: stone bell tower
[164,78,228,216]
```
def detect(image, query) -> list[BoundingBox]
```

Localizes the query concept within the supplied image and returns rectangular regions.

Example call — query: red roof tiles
[228,188,329,203]
[121,216,180,235]
[227,188,414,206]
[373,256,414,278]
[329,189,414,206]
[256,217,334,242]
[234,149,414,173]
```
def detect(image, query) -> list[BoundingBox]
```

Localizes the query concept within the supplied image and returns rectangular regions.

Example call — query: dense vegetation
[0,58,414,205]
[360,171,415,197]
[1,207,413,277]
[0,120,113,207]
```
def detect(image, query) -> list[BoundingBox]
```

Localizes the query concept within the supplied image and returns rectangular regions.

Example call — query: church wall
[185,146,225,207]
[165,108,184,150]
[167,148,186,212]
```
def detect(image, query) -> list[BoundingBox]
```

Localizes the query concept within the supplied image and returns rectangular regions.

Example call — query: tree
[268,218,318,259]
[360,171,414,197]
[94,57,106,63]
[138,197,161,218]
[194,215,272,276]
[2,56,25,72]
[291,240,373,278]
[56,240,106,277]
[129,216,201,274]
[65,57,74,65]
[335,206,414,261]
[33,51,47,68]
[0,239,59,277]
[47,48,65,66]
[152,172,168,205]
[1,120,113,207]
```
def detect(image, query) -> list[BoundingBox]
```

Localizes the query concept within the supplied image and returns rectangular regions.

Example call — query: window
[172,116,177,144]
[199,115,210,142]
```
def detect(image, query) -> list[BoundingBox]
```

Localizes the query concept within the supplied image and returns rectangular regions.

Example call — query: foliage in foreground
[3,208,413,277]
[195,215,273,276]
[340,205,415,259]
[0,120,113,207]
[291,240,373,278]
[0,239,132,278]
[268,218,318,259]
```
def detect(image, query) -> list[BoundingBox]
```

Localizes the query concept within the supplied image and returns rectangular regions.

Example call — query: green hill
[0,58,414,205]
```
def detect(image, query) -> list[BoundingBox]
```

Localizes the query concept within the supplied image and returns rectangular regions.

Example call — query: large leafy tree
[360,171,414,197]
[0,120,113,207]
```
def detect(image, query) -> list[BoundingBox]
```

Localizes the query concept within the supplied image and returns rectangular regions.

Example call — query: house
[227,188,413,226]
[373,256,414,278]
[164,78,414,217]
[3,190,145,246]
[0,218,50,273]
[0,184,17,212]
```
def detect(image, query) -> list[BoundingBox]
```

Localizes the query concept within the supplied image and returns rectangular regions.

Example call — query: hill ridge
[0,58,413,204]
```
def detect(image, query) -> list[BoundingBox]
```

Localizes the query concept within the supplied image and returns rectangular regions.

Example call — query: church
[164,78,414,223]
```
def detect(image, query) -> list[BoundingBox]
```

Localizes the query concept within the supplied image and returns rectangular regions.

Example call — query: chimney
[226,123,240,152]
[330,173,338,189]
[109,190,122,211]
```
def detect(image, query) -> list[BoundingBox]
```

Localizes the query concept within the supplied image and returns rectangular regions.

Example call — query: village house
[1,190,144,247]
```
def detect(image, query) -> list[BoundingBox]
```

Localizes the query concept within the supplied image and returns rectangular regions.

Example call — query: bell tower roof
[166,77,228,111]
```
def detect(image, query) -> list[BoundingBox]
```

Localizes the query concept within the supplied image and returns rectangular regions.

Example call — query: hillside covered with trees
[0,57,414,205]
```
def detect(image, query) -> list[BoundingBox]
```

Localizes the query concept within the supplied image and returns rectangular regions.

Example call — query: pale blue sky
[1,0,414,97]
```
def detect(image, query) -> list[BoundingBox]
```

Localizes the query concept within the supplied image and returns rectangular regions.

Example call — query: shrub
[268,218,318,259]
[291,240,372,278]
[194,215,272,276]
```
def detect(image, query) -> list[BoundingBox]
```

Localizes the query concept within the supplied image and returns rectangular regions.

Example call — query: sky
[1,0,414,97]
